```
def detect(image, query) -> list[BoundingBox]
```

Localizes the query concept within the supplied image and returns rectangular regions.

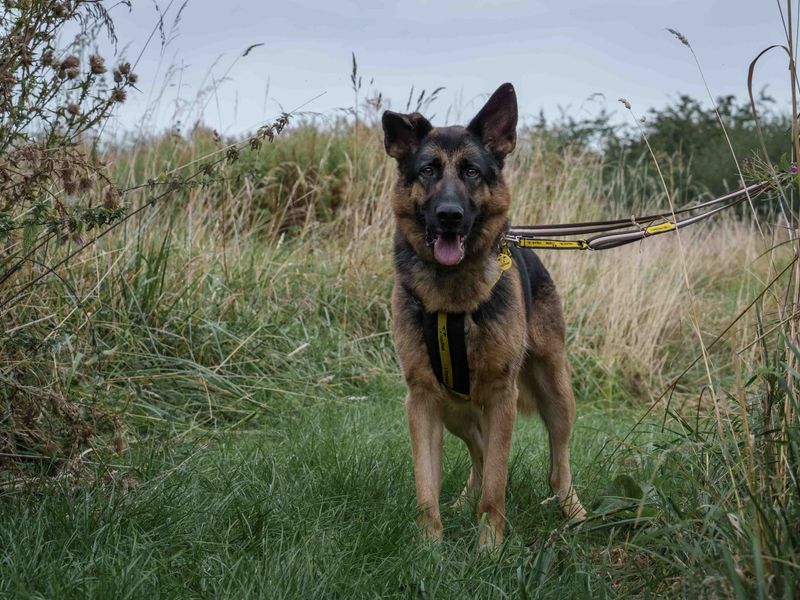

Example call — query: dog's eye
[420,165,435,178]
[464,167,480,179]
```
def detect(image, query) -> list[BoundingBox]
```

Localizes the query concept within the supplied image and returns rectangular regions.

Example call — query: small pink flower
[791,164,798,175]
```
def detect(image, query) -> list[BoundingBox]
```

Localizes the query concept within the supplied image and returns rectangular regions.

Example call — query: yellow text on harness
[517,238,589,250]
[436,312,454,389]
[644,222,676,235]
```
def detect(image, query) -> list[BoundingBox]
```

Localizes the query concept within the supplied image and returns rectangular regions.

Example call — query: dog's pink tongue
[433,235,463,266]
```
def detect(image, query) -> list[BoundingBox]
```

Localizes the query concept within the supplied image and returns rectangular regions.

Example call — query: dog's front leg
[477,387,517,548]
[406,391,444,541]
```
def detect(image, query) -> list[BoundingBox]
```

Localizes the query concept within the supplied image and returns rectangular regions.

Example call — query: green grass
[0,381,630,599]
[3,369,797,599]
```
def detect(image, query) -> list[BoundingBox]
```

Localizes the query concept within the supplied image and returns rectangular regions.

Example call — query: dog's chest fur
[393,251,529,405]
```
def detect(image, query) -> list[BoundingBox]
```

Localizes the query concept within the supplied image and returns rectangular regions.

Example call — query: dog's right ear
[382,111,433,160]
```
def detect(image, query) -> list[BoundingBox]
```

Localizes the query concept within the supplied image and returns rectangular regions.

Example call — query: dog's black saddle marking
[421,246,533,400]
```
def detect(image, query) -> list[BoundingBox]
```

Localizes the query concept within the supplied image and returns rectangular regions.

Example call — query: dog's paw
[417,517,444,543]
[561,498,587,523]
[477,514,504,551]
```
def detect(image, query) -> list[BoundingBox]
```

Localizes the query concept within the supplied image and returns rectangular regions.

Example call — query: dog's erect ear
[467,83,518,160]
[382,111,433,160]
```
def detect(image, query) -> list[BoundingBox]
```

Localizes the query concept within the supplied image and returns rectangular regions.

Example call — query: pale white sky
[96,0,793,136]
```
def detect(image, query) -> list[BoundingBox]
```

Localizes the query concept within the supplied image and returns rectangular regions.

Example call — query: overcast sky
[98,0,794,136]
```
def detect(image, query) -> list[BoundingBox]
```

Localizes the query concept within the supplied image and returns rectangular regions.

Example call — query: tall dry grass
[109,121,771,401]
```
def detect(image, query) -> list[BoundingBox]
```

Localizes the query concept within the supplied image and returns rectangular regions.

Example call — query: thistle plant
[0,0,137,268]
[0,0,137,470]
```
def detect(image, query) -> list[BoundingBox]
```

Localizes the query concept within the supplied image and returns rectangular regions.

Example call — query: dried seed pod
[61,55,79,69]
[103,186,120,209]
[19,48,33,68]
[89,54,106,75]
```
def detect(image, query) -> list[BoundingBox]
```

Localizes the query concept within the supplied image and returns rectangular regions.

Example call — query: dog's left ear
[467,83,518,160]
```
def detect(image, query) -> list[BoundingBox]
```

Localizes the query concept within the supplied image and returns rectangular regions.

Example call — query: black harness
[420,244,533,400]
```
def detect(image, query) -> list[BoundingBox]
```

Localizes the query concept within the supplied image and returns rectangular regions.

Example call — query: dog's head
[382,83,517,267]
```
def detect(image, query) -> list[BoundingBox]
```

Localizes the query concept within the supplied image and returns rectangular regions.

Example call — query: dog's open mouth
[429,232,465,267]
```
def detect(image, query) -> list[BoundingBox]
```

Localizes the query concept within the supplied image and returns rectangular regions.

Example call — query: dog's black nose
[436,204,464,229]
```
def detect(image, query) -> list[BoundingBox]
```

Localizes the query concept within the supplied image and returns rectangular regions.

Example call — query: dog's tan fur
[385,84,585,548]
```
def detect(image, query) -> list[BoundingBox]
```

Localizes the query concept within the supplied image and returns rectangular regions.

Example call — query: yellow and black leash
[427,180,775,400]
[505,180,771,251]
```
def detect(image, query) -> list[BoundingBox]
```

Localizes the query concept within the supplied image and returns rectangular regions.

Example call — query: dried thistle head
[66,103,80,116]
[59,166,74,186]
[127,72,138,84]
[103,185,120,210]
[19,47,33,68]
[42,48,61,69]
[61,55,79,69]
[118,62,131,75]
[65,67,80,80]
[110,87,127,103]
[618,97,631,110]
[113,69,122,83]
[89,54,106,75]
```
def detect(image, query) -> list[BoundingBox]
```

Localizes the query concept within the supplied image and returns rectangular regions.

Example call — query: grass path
[2,380,669,599]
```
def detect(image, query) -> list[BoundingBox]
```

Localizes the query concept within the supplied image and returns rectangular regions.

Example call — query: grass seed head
[667,28,690,47]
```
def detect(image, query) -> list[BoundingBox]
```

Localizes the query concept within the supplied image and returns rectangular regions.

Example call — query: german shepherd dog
[382,83,586,548]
